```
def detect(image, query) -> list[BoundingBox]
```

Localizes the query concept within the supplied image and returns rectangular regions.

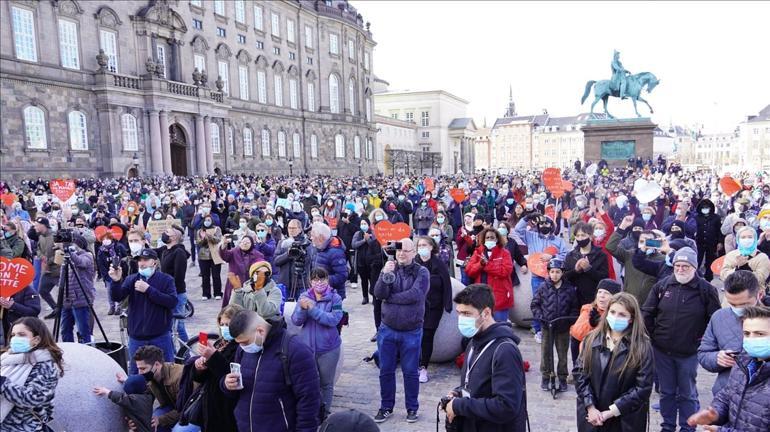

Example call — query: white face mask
[129,242,143,256]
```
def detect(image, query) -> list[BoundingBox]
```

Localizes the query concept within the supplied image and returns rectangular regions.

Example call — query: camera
[54,228,75,244]
[383,241,403,258]
[439,396,462,432]
[288,236,310,260]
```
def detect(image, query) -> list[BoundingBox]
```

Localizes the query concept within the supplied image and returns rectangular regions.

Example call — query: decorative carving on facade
[236,49,252,64]
[94,6,123,28]
[215,43,232,59]
[96,49,108,72]
[132,0,188,33]
[191,35,209,53]
[272,60,285,73]
[255,55,268,68]
[53,0,83,17]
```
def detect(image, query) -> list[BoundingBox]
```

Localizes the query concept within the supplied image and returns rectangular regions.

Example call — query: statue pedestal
[583,118,656,167]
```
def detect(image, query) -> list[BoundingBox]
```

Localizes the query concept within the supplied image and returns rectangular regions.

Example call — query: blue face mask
[257,231,267,239]
[458,315,481,338]
[743,337,770,360]
[360,224,369,232]
[484,240,497,250]
[498,228,509,237]
[241,338,263,353]
[138,267,155,279]
[606,314,630,332]
[431,236,442,245]
[642,213,652,222]
[3,231,13,239]
[738,237,757,256]
[265,220,274,226]
[9,336,32,353]
[220,326,233,341]
[701,208,710,215]
[730,306,746,317]
[506,198,514,205]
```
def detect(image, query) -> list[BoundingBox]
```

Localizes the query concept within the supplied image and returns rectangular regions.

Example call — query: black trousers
[697,244,717,281]
[370,265,383,331]
[420,327,437,368]
[199,259,222,298]
[358,266,371,300]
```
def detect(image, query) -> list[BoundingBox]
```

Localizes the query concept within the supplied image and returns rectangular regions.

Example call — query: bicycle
[544,315,579,399]
[172,311,220,364]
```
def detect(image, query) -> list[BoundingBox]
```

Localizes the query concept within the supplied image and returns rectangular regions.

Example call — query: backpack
[279,332,327,423]
[20,243,34,262]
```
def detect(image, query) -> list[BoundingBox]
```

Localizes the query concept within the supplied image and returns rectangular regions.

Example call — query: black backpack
[279,333,327,423]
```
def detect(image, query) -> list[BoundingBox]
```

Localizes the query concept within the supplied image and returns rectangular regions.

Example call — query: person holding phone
[465,228,514,323]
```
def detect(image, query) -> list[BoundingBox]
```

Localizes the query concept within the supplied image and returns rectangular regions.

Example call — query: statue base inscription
[583,118,656,167]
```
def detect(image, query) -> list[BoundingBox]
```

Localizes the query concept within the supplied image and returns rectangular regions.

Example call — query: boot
[540,378,550,391]
[361,296,369,305]
[108,304,116,315]
[558,379,568,393]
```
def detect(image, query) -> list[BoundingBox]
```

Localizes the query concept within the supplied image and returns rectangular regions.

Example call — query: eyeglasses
[257,229,266,233]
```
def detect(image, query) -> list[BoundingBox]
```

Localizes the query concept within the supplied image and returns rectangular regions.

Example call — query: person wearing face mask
[607,216,663,307]
[413,199,436,236]
[220,236,265,307]
[720,226,770,288]
[57,235,96,344]
[428,227,453,274]
[96,231,129,315]
[720,197,750,237]
[196,217,223,301]
[414,236,452,384]
[574,292,654,432]
[661,199,697,239]
[463,194,487,221]
[698,270,766,396]
[687,305,770,432]
[32,217,61,318]
[307,222,349,301]
[756,207,770,256]
[694,198,722,282]
[291,268,343,417]
[252,222,276,266]
[466,228,515,324]
[723,218,746,253]
[322,199,341,237]
[229,261,282,321]
[642,247,720,432]
[667,219,698,252]
[564,222,610,307]
[442,283,526,431]
[0,222,28,260]
[351,216,385,308]
[336,204,361,289]
[456,214,484,285]
[223,310,321,432]
[0,317,64,432]
[112,248,178,374]
[130,345,188,432]
[394,192,414,224]
[569,279,620,363]
[231,217,257,243]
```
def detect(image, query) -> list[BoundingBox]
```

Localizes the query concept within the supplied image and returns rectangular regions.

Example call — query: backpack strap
[491,338,531,432]
[280,332,294,388]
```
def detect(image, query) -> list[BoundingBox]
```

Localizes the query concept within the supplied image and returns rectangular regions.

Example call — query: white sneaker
[350,282,358,289]
[534,332,543,344]
[418,367,429,383]
[214,295,222,300]
[200,296,210,301]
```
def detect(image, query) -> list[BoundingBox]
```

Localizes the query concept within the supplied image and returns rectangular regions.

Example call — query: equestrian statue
[581,50,660,119]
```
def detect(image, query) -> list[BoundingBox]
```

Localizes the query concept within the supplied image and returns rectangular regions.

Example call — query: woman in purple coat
[220,235,264,307]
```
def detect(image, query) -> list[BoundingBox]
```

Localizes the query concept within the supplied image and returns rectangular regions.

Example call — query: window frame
[329,33,339,55]
[234,0,245,23]
[218,60,230,95]
[310,134,318,159]
[211,122,221,154]
[57,18,80,70]
[274,74,283,106]
[307,82,315,111]
[257,69,267,103]
[23,106,47,150]
[99,29,118,73]
[238,65,249,100]
[278,130,287,158]
[271,12,280,37]
[214,0,225,16]
[244,127,254,157]
[261,128,270,157]
[121,113,139,151]
[11,6,38,62]
[334,134,345,158]
[329,74,340,114]
[253,5,264,31]
[287,19,296,43]
[354,135,361,159]
[292,132,301,159]
[289,78,298,109]
[304,25,313,48]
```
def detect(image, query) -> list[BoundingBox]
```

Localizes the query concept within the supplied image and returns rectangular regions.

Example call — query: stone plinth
[583,118,656,167]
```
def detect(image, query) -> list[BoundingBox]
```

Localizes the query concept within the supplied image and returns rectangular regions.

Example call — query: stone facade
[582,119,656,167]
[0,0,378,180]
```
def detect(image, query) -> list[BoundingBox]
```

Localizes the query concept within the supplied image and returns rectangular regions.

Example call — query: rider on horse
[611,50,630,99]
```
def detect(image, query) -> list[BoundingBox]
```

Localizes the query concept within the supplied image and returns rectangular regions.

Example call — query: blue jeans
[61,306,92,343]
[105,278,118,308]
[493,309,510,322]
[654,347,699,432]
[174,293,189,343]
[530,276,545,333]
[460,267,471,286]
[316,346,341,415]
[153,406,201,432]
[377,324,422,412]
[127,332,174,374]
[33,258,41,292]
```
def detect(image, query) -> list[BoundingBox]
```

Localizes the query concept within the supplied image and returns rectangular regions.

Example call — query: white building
[695,132,740,166]
[374,89,475,173]
[374,114,418,173]
[738,105,770,170]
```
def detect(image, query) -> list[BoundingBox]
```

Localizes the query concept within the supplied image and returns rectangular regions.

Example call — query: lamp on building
[132,153,140,176]
[288,159,294,176]
[358,160,362,176]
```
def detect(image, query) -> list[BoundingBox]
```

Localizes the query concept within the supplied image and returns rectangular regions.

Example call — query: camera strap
[464,338,497,389]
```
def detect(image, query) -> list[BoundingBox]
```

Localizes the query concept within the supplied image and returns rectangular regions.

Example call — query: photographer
[96,231,128,315]
[444,283,527,432]
[59,234,97,344]
[274,219,311,301]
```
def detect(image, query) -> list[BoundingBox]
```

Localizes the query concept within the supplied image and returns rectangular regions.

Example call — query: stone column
[204,116,214,174]
[159,110,172,175]
[195,115,207,175]
[148,110,163,175]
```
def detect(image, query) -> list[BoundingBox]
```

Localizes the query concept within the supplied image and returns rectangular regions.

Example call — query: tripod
[51,251,110,345]
[288,261,309,301]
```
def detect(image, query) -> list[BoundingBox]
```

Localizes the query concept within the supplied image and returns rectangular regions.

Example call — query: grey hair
[311,222,331,241]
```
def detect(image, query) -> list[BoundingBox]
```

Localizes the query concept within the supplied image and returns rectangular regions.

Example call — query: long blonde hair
[580,292,649,378]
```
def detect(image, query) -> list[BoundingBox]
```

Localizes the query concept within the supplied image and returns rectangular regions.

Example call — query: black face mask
[670,231,684,239]
[141,368,155,382]
[161,233,171,244]
[576,238,591,248]
[538,226,551,235]
[632,230,642,241]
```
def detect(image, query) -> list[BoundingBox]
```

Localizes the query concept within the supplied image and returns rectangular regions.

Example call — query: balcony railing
[111,73,142,90]
[101,72,225,103]
[167,80,199,97]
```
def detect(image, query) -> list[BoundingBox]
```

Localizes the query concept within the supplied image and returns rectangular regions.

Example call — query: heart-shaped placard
[710,256,725,277]
[527,253,550,278]
[94,226,109,241]
[450,188,467,204]
[1,193,17,207]
[373,221,412,246]
[0,257,35,297]
[110,225,124,241]
[542,168,564,198]
[719,176,742,197]
[634,179,664,204]
[50,179,76,203]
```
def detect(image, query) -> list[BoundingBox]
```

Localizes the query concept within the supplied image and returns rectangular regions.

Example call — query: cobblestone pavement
[46,260,719,432]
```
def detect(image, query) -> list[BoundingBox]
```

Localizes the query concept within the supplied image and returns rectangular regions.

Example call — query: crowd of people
[1,162,769,432]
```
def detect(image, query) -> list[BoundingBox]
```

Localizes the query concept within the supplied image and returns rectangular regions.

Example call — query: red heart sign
[0,257,35,298]
[110,225,124,241]
[373,221,412,246]
[1,193,16,207]
[542,168,565,199]
[50,179,76,203]
[94,226,109,241]
[719,176,742,197]
[526,253,550,278]
[423,178,435,192]
[450,188,466,204]
[710,256,725,278]
[544,246,558,256]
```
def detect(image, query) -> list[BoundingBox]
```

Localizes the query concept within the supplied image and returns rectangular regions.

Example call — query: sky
[354,1,770,133]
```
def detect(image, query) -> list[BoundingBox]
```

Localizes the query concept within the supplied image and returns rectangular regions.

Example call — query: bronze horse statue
[581,72,660,119]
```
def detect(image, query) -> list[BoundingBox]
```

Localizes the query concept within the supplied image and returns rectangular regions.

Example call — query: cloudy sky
[355,1,770,133]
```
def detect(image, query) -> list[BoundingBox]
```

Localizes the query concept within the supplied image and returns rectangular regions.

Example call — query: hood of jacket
[471,321,521,347]
[696,198,716,214]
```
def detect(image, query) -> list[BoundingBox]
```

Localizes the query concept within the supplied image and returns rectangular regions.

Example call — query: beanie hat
[123,375,147,395]
[249,261,272,279]
[345,203,356,213]
[72,234,88,251]
[596,279,621,295]
[320,409,380,432]
[673,247,697,268]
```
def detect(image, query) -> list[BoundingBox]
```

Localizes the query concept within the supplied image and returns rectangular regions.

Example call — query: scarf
[0,349,54,422]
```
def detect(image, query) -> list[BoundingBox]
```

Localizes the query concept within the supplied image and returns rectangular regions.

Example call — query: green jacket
[229,280,282,321]
[196,226,222,261]
[0,234,26,259]
[606,228,662,306]
[37,231,60,276]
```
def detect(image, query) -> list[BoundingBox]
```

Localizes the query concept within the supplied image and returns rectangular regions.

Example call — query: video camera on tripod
[287,236,311,301]
[53,228,76,244]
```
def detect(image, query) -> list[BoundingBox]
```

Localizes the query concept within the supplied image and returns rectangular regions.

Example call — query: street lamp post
[132,153,139,177]
[358,160,362,176]
[288,160,293,176]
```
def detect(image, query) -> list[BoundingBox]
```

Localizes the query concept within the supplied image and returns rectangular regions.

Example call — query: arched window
[211,122,221,154]
[292,132,301,159]
[366,138,373,160]
[365,97,372,122]
[278,130,287,158]
[68,111,88,150]
[23,106,46,149]
[348,78,356,115]
[121,114,138,151]
[334,134,345,158]
[227,126,234,155]
[329,74,340,114]
[261,128,270,157]
[310,134,318,159]
[354,135,361,159]
[243,127,253,156]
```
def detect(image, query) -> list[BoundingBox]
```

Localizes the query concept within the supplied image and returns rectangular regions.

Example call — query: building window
[68,111,88,150]
[257,70,267,103]
[310,134,318,158]
[306,56,313,65]
[218,61,229,95]
[211,122,221,154]
[354,136,361,159]
[421,111,429,126]
[422,131,429,138]
[288,52,295,60]
[287,19,295,43]
[192,19,203,30]
[329,33,339,55]
[292,132,301,158]
[12,7,37,62]
[156,45,167,78]
[244,128,254,156]
[99,30,118,73]
[58,19,79,69]
[405,112,414,123]
[364,51,370,70]
[256,41,264,50]
[335,134,345,158]
[227,126,234,155]
[234,0,245,23]
[305,26,313,48]
[271,12,280,37]
[238,34,246,44]
[278,131,287,158]
[348,39,355,59]
[217,27,226,37]
[194,54,206,73]
[348,79,356,114]
[391,113,398,120]
[274,75,283,106]
[307,82,315,111]
[191,0,202,6]
[23,106,46,149]
[121,114,138,151]
[289,79,298,109]
[366,138,373,160]
[273,47,281,55]
[238,65,249,100]
[214,0,225,16]
[261,128,270,157]
[254,6,263,31]
[329,74,340,114]
[365,98,371,122]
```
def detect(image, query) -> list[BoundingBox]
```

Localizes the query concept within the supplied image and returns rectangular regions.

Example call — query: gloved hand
[588,307,601,328]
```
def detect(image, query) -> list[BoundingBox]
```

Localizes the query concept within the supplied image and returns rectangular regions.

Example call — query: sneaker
[534,332,543,344]
[361,297,369,305]
[419,367,429,383]
[114,306,123,316]
[107,305,116,316]
[558,379,568,393]
[373,409,392,423]
[652,402,660,411]
[350,282,358,289]
[200,296,210,301]
[540,378,550,391]
[214,295,222,300]
[406,410,418,423]
[370,332,378,342]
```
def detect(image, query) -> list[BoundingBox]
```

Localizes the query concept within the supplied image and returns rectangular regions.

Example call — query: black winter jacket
[156,243,190,294]
[695,199,723,248]
[416,255,452,329]
[563,245,610,306]
[530,279,580,332]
